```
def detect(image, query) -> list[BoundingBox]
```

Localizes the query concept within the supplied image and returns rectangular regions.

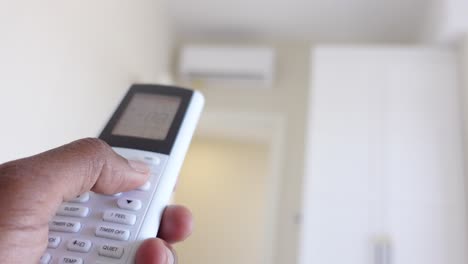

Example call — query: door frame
[189,110,286,264]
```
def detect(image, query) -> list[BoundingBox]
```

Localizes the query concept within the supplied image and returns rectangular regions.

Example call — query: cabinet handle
[374,237,392,264]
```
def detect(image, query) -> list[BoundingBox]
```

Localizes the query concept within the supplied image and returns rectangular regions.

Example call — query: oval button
[56,204,89,218]
[103,210,137,225]
[117,198,142,211]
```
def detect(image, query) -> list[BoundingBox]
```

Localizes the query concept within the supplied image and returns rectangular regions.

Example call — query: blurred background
[1,0,468,263]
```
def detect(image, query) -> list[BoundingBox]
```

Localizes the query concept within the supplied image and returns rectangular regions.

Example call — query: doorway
[174,137,270,263]
[173,111,285,264]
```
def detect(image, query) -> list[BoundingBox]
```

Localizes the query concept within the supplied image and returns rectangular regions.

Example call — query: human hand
[0,138,192,263]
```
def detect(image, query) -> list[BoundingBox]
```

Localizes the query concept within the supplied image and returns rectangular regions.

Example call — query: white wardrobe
[299,47,468,264]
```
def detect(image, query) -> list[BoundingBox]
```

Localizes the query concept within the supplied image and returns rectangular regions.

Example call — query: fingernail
[128,160,150,174]
[165,246,175,264]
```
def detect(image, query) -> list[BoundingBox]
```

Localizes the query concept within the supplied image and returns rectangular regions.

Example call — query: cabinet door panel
[386,52,467,264]
[300,47,468,264]
[301,49,385,264]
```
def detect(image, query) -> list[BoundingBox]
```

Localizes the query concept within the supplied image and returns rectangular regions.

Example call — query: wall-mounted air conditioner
[179,45,275,87]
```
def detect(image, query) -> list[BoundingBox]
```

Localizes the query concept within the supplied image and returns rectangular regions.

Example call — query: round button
[69,192,90,203]
[143,156,160,165]
[137,181,151,191]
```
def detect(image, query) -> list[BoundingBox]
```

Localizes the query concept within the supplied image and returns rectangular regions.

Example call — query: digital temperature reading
[112,93,181,140]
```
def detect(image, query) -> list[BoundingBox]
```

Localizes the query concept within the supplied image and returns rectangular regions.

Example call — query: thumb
[15,138,150,201]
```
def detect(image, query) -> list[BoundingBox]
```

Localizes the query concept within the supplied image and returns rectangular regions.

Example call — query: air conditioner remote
[42,84,204,264]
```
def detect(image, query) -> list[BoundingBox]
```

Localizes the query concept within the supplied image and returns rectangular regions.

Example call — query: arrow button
[117,198,142,211]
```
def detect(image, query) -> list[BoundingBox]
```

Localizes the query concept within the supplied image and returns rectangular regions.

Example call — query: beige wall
[175,138,270,264]
[0,0,172,162]
[174,41,310,264]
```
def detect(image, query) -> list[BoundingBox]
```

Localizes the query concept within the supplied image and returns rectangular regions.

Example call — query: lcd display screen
[112,93,181,140]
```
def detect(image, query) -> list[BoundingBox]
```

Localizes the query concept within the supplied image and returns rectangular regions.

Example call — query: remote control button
[143,156,160,165]
[67,238,92,253]
[103,210,136,226]
[95,225,130,241]
[98,244,125,259]
[57,204,89,218]
[137,181,151,191]
[69,192,90,203]
[59,256,83,264]
[117,198,142,211]
[102,192,122,197]
[48,235,61,248]
[49,220,81,233]
[39,253,51,264]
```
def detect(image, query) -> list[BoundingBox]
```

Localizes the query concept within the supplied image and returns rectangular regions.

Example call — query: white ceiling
[168,0,432,42]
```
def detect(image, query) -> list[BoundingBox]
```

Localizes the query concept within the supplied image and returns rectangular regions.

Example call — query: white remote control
[42,84,204,264]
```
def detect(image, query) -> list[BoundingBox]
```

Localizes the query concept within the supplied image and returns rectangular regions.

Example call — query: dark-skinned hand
[0,138,192,263]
